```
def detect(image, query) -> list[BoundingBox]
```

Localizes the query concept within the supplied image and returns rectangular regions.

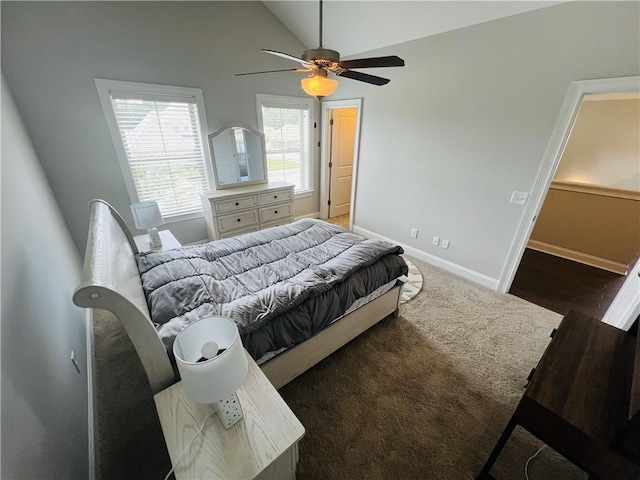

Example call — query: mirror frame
[208,125,268,190]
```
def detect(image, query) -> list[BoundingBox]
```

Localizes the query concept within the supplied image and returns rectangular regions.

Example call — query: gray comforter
[136,219,407,360]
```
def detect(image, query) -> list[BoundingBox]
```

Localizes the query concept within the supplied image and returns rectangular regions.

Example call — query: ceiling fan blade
[337,70,391,86]
[235,68,305,77]
[338,55,405,69]
[262,49,310,65]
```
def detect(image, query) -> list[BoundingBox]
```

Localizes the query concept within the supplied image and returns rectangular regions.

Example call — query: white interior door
[328,108,356,218]
[319,99,362,226]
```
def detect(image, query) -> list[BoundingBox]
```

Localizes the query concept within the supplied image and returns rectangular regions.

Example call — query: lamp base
[214,392,243,429]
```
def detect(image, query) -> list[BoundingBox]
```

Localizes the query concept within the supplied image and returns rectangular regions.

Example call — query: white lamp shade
[173,316,248,404]
[130,201,164,230]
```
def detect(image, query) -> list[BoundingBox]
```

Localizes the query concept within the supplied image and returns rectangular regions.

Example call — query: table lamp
[130,201,164,249]
[173,316,249,429]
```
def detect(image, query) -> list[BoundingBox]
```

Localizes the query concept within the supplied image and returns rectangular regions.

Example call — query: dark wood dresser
[478,310,640,479]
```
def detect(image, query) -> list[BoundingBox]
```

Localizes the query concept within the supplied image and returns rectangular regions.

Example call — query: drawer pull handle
[237,218,241,222]
[275,210,278,214]
[274,195,278,199]
[235,202,239,206]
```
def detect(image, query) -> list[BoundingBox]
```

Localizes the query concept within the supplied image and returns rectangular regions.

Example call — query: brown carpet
[93,256,587,479]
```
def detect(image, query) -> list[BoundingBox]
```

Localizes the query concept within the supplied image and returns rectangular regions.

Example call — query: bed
[73,199,408,394]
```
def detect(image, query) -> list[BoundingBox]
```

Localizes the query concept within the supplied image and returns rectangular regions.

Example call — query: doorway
[498,76,640,330]
[320,99,362,230]
[327,107,357,219]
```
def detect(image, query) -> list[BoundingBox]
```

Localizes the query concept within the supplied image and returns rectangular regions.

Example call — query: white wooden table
[154,352,305,480]
[134,230,181,253]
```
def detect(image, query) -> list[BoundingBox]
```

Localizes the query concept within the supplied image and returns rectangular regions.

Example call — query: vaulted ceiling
[263,1,561,57]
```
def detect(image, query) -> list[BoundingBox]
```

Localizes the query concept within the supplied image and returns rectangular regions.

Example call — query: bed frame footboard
[261,281,404,389]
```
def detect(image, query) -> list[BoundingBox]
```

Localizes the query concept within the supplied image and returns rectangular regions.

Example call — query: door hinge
[328,200,332,206]
[328,162,333,168]
[330,119,334,126]
[314,122,317,128]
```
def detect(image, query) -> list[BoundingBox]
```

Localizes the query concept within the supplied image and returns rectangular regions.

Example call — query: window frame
[95,79,214,222]
[256,94,315,197]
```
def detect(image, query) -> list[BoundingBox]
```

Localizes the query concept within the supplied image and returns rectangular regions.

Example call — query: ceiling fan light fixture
[301,69,338,99]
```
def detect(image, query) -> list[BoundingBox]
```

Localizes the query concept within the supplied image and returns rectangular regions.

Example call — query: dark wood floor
[509,248,627,321]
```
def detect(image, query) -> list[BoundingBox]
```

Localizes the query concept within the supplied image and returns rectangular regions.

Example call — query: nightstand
[154,351,305,480]
[134,230,181,253]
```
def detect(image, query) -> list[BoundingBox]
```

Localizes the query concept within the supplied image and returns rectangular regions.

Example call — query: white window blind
[96,80,212,219]
[257,96,313,194]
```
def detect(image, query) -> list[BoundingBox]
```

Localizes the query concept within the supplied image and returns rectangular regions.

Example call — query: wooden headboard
[73,199,175,394]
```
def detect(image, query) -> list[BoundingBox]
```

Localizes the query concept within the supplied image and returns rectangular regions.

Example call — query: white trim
[498,76,640,294]
[550,180,640,201]
[162,210,204,225]
[353,225,499,290]
[603,257,640,331]
[527,239,629,275]
[294,211,320,221]
[320,99,363,231]
[294,190,314,200]
[94,79,214,217]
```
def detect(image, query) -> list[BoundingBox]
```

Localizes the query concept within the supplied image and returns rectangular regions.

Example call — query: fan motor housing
[302,48,340,64]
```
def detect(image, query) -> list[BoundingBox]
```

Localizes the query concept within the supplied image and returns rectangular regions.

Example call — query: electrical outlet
[432,236,440,246]
[442,239,449,249]
[410,228,418,239]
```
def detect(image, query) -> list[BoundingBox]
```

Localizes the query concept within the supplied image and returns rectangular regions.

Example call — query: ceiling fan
[236,0,405,99]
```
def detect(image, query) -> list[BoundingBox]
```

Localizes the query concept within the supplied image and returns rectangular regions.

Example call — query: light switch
[510,191,529,205]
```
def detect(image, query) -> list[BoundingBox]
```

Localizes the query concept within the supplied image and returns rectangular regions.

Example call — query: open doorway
[320,99,362,231]
[499,76,640,329]
[510,92,639,320]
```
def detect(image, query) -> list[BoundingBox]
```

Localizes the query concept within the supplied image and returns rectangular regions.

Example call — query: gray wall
[1,76,89,479]
[1,1,316,251]
[2,1,639,285]
[331,1,640,284]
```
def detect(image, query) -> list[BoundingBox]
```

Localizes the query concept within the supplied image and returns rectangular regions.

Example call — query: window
[95,79,213,219]
[256,94,314,194]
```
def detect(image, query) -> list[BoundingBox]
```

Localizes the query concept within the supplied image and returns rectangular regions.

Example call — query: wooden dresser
[201,181,294,240]
[154,351,305,480]
[478,310,640,479]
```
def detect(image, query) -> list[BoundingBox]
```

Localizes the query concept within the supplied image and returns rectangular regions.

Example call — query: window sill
[164,210,204,224]
[294,190,314,200]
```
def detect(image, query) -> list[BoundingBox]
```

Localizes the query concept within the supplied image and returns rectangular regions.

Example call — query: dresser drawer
[258,189,293,206]
[261,218,293,230]
[219,225,259,239]
[217,210,259,233]
[259,204,292,224]
[214,196,257,214]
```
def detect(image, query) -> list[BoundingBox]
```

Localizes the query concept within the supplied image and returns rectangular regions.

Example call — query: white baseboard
[352,226,499,290]
[294,211,320,221]
[527,240,628,275]
[602,257,640,330]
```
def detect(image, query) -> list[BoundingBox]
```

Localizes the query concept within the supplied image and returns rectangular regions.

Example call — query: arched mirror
[209,126,268,189]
